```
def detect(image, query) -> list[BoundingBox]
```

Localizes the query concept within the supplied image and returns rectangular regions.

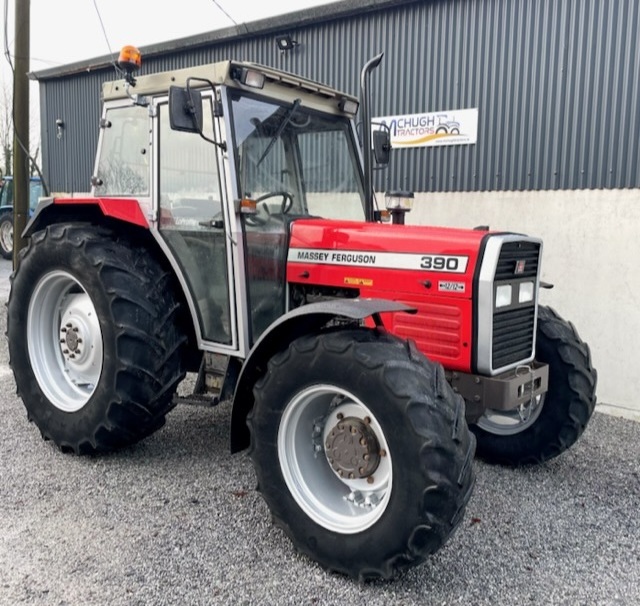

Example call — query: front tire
[472,306,597,465]
[7,223,187,454]
[249,328,475,580]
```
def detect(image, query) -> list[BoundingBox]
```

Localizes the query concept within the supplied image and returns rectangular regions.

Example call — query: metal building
[31,0,640,415]
[34,0,640,194]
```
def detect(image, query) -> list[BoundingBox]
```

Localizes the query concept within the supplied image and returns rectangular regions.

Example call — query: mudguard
[24,197,149,237]
[229,298,416,452]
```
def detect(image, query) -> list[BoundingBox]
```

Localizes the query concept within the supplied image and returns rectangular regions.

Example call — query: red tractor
[7,49,596,580]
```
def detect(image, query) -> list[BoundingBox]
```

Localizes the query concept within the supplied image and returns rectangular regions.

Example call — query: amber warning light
[117,45,142,84]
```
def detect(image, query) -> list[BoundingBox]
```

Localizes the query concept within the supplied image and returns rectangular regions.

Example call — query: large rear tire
[472,306,597,465]
[7,223,187,454]
[249,328,475,580]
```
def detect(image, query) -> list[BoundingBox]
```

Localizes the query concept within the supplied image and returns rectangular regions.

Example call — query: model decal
[439,281,466,293]
[288,248,469,273]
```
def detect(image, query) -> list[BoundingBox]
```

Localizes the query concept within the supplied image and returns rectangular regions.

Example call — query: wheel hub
[61,324,81,357]
[325,416,380,479]
[56,292,103,387]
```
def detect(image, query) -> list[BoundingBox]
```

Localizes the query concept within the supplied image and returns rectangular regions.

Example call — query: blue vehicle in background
[0,176,44,259]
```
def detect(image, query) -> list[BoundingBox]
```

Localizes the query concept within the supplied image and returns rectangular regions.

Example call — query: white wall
[403,189,640,421]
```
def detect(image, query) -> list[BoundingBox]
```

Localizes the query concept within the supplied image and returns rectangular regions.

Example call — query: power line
[211,0,238,26]
[3,0,13,71]
[91,0,123,76]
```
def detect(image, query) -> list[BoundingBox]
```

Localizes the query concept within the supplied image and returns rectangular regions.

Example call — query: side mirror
[373,128,391,167]
[169,86,203,133]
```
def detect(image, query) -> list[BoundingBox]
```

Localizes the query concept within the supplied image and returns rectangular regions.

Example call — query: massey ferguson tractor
[7,47,597,580]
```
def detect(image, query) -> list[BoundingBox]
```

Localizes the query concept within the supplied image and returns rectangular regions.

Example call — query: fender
[24,196,148,237]
[229,298,416,452]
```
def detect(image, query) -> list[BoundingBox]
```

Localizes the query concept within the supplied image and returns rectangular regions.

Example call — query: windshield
[230,93,366,221]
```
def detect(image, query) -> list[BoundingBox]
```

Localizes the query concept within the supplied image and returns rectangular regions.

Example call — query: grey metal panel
[39,73,106,194]
[37,0,640,194]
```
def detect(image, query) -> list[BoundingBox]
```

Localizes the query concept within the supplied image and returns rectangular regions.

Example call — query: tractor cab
[92,59,370,354]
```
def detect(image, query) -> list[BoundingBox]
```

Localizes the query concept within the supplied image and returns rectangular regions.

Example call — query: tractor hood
[287,218,492,298]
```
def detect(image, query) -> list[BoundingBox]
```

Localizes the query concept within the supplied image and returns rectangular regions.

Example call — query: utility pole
[12,0,30,268]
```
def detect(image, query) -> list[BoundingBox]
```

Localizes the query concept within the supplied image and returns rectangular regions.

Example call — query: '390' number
[420,255,468,273]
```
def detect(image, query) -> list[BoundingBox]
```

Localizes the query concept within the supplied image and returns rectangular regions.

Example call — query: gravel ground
[1,259,639,605]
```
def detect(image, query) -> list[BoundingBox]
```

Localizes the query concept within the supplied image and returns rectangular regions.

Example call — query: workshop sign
[373,108,478,148]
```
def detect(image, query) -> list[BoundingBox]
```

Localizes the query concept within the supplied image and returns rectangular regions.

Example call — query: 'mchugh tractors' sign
[373,108,478,148]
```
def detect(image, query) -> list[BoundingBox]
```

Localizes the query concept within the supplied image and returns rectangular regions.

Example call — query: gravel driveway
[0,258,638,605]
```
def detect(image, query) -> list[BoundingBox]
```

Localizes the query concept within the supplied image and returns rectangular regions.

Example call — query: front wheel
[471,306,597,465]
[7,223,187,454]
[249,328,475,580]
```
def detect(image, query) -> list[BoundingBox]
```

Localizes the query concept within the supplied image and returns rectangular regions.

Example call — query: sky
[2,0,334,81]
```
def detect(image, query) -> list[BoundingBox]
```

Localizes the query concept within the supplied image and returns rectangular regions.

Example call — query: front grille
[495,241,540,280]
[475,234,541,375]
[492,306,535,369]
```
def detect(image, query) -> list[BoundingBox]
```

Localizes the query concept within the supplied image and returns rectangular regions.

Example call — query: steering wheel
[245,191,294,225]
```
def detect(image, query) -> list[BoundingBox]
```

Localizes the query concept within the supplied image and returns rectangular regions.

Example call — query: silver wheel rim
[278,384,392,534]
[0,219,13,254]
[27,270,103,412]
[476,394,545,436]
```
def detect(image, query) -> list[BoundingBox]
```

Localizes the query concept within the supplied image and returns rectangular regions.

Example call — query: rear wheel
[249,328,475,580]
[0,213,14,259]
[7,223,187,454]
[472,306,597,465]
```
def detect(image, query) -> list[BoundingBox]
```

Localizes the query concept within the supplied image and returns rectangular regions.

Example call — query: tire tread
[249,327,475,580]
[7,223,187,454]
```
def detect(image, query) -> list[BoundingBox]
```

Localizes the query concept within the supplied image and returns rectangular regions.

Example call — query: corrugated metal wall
[39,0,640,194]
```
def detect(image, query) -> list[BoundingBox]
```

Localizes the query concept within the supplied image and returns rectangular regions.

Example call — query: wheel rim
[27,270,104,412]
[476,394,545,436]
[0,220,13,254]
[278,384,392,534]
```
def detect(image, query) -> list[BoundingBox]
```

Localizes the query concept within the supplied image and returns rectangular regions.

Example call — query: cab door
[154,95,238,350]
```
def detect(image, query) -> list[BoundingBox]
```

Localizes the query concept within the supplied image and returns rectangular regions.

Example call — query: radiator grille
[495,241,540,280]
[492,306,536,369]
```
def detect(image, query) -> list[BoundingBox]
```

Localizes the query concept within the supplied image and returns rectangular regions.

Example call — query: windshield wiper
[256,98,301,166]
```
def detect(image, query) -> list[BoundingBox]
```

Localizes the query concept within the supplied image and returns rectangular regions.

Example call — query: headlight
[495,284,512,308]
[384,191,414,211]
[518,281,535,303]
